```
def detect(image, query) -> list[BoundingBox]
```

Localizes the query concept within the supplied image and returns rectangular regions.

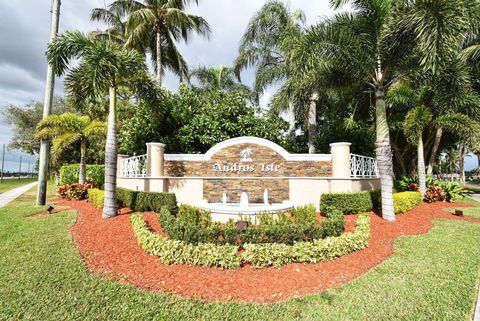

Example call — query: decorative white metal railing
[120,154,147,178]
[350,154,379,178]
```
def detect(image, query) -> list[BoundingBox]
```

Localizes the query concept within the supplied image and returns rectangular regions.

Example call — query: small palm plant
[35,113,106,184]
[46,31,163,218]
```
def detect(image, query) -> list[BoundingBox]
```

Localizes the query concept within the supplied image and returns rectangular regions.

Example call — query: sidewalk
[0,182,38,208]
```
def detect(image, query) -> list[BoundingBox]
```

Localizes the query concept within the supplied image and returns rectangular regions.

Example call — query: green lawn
[0,177,36,193]
[1,188,480,320]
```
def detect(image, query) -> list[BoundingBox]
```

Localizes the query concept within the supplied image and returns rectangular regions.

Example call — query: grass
[446,196,480,218]
[1,189,480,320]
[0,177,37,193]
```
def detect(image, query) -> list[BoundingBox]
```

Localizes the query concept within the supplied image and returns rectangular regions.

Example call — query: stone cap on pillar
[146,142,166,147]
[329,142,352,147]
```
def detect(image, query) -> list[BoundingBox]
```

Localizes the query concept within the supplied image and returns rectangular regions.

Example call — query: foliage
[440,182,469,202]
[159,206,344,246]
[131,213,242,269]
[88,188,105,209]
[189,66,252,95]
[241,214,370,268]
[395,176,420,192]
[57,182,97,200]
[130,190,178,214]
[393,192,423,214]
[59,165,105,187]
[424,185,446,203]
[1,97,74,154]
[116,187,139,209]
[320,191,373,214]
[291,204,317,225]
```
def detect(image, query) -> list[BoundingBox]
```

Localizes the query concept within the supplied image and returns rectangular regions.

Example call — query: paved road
[0,181,37,208]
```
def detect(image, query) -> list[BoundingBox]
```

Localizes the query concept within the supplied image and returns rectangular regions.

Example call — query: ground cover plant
[132,210,369,268]
[1,188,480,319]
[159,204,345,246]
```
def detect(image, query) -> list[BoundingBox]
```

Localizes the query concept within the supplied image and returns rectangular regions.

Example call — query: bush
[88,188,105,209]
[393,191,422,213]
[439,182,469,202]
[57,182,97,200]
[159,206,345,246]
[59,164,105,187]
[368,190,381,210]
[320,191,373,214]
[291,204,317,225]
[134,191,178,214]
[116,188,139,209]
[424,185,446,203]
[131,212,371,269]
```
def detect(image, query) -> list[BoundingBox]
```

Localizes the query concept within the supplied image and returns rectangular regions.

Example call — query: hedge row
[394,191,422,213]
[131,212,371,269]
[159,205,345,246]
[88,188,104,209]
[59,164,105,187]
[320,190,421,215]
[117,187,177,214]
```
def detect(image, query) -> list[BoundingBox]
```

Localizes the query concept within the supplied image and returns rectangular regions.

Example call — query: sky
[0,0,478,172]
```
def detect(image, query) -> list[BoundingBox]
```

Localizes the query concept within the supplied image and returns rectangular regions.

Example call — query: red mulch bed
[57,198,480,303]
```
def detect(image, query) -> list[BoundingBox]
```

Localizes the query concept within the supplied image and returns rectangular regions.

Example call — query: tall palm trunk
[79,139,87,184]
[459,145,465,183]
[427,127,443,175]
[417,136,427,195]
[156,32,162,85]
[374,80,395,222]
[308,91,319,154]
[102,86,118,218]
[288,100,296,143]
[37,0,61,205]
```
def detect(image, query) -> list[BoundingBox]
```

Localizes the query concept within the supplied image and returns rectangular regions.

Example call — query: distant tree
[2,97,73,154]
[35,113,106,184]
[189,66,252,95]
[46,30,163,218]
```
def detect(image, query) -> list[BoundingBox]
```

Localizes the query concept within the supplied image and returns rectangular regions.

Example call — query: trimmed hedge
[131,211,370,269]
[159,206,345,246]
[394,191,422,213]
[88,188,105,209]
[320,191,373,214]
[116,188,177,214]
[59,164,105,187]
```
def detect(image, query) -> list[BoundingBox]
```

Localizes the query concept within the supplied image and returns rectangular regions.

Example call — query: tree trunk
[375,84,395,221]
[102,86,118,218]
[417,136,427,195]
[427,127,443,175]
[459,145,465,183]
[37,0,61,205]
[156,32,162,85]
[308,92,319,154]
[287,100,296,143]
[79,139,87,184]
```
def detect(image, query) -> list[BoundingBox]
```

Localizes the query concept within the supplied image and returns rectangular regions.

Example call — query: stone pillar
[146,143,166,193]
[116,154,129,177]
[329,142,352,192]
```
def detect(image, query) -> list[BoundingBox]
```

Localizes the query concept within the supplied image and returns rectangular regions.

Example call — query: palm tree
[90,7,128,45]
[35,113,106,184]
[189,65,252,94]
[234,0,305,142]
[46,31,163,218]
[102,0,211,85]
[404,106,432,194]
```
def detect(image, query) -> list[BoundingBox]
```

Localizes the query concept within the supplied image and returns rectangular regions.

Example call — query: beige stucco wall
[351,179,381,192]
[166,178,204,205]
[289,179,331,210]
[117,178,147,191]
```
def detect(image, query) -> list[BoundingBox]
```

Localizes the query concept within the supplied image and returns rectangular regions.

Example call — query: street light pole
[0,144,4,183]
[18,156,22,180]
[37,0,61,205]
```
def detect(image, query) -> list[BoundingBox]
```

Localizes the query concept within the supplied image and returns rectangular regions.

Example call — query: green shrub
[439,182,469,202]
[159,206,345,246]
[88,188,105,209]
[291,204,317,225]
[59,164,105,187]
[134,191,177,214]
[176,204,211,227]
[393,191,422,213]
[368,190,381,210]
[130,213,242,269]
[116,188,139,209]
[320,191,373,214]
[131,212,370,269]
[424,185,446,203]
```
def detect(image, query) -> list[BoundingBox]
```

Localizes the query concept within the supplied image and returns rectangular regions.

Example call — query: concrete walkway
[0,182,37,208]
